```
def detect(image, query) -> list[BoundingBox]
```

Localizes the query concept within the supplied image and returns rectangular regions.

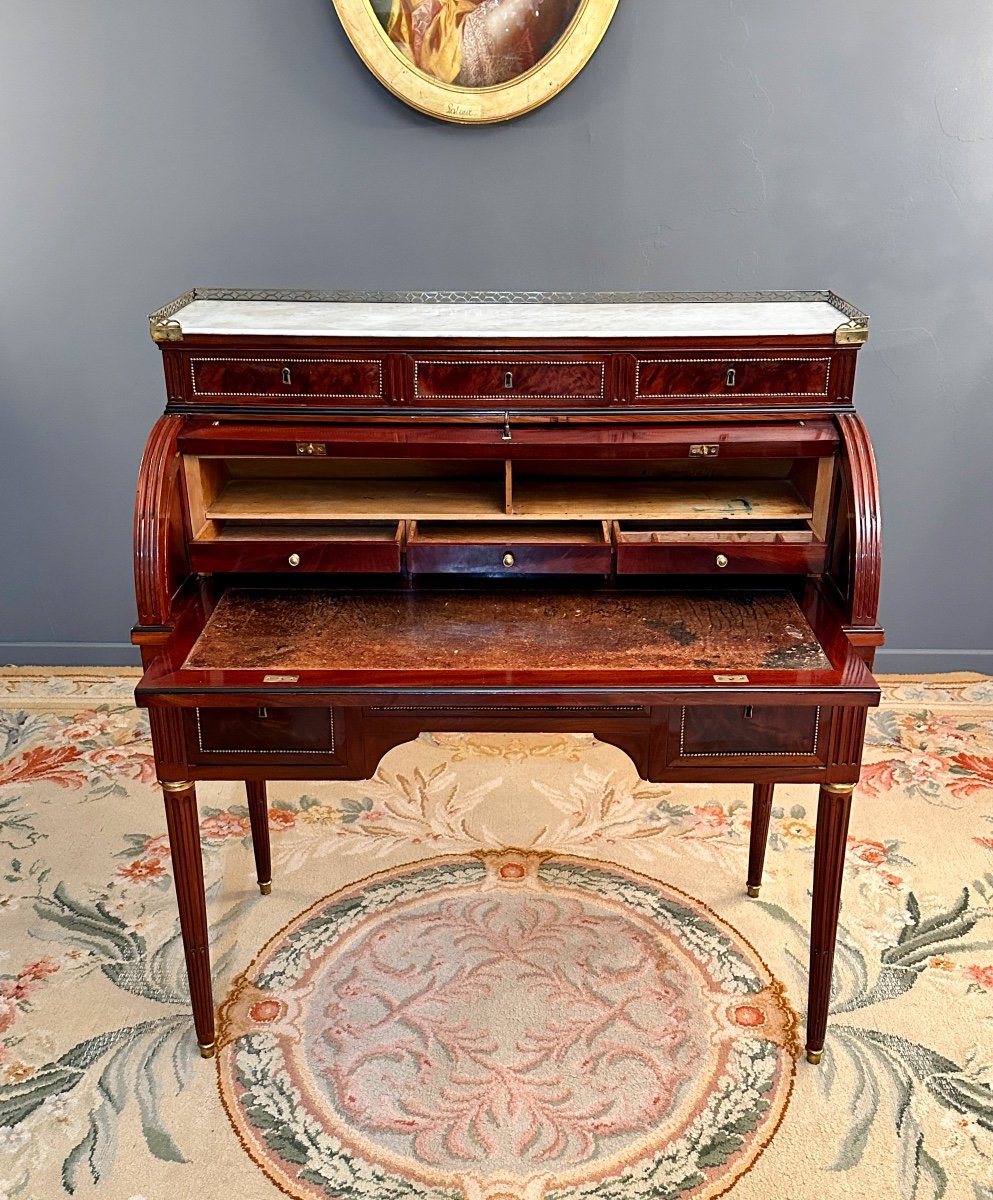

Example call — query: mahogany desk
[132,290,882,1064]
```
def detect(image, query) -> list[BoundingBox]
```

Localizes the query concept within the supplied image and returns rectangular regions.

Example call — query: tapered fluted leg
[246,780,272,895]
[161,781,215,1057]
[806,782,855,1064]
[746,783,775,897]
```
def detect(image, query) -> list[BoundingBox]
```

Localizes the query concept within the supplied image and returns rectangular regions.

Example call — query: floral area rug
[0,668,992,1200]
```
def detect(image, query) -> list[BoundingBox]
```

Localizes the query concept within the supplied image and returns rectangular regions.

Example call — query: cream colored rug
[0,669,991,1199]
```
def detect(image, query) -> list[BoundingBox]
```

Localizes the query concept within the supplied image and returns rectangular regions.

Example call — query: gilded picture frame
[331,0,621,124]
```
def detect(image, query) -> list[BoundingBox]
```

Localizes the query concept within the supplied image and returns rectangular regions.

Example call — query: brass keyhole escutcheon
[504,371,514,389]
[716,553,729,568]
[282,366,292,386]
[725,366,737,387]
[288,553,301,567]
[502,552,515,568]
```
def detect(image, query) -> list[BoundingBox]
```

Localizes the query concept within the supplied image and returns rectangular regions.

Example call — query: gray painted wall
[1,1,991,672]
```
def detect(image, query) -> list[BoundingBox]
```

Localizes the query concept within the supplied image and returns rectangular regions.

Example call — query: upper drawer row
[168,350,846,409]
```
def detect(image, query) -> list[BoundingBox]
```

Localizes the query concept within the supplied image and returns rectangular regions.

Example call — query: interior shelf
[509,480,810,520]
[206,479,506,522]
[205,478,812,524]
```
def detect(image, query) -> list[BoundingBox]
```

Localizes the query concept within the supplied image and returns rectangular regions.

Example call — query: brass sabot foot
[259,881,272,896]
[746,884,761,898]
[198,1041,216,1059]
[806,1048,823,1065]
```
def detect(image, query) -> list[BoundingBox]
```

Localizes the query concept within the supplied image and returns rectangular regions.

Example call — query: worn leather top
[183,589,829,674]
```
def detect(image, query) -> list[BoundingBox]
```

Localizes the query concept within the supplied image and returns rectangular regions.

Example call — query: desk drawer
[613,523,825,575]
[407,520,612,575]
[189,522,403,574]
[187,706,345,762]
[190,356,385,403]
[633,355,831,404]
[618,530,825,576]
[669,705,824,765]
[411,357,607,405]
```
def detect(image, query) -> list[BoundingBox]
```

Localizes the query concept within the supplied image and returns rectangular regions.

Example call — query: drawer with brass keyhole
[406,521,612,575]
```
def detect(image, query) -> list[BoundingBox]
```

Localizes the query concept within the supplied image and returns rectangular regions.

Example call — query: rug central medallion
[217,853,797,1200]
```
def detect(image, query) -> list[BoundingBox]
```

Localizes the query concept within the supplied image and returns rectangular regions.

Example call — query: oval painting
[332,0,620,123]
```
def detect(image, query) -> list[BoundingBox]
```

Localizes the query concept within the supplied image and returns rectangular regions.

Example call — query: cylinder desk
[132,289,882,1063]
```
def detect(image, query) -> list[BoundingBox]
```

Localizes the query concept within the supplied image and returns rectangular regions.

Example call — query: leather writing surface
[182,589,830,674]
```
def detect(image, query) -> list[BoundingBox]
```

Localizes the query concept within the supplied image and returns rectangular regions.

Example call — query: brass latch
[296,442,326,456]
[689,444,720,457]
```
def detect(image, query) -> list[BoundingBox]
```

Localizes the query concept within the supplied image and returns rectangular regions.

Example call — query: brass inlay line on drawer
[635,357,831,399]
[195,709,335,754]
[190,357,383,398]
[367,705,646,714]
[677,706,821,757]
[414,360,606,400]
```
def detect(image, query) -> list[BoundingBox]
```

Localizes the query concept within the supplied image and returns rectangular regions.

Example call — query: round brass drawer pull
[288,553,301,567]
[502,552,515,568]
[716,553,729,568]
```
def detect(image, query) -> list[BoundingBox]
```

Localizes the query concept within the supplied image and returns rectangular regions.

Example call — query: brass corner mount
[835,321,869,346]
[150,317,184,344]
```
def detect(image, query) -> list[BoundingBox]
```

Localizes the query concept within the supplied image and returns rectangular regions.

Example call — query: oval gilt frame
[331,0,620,124]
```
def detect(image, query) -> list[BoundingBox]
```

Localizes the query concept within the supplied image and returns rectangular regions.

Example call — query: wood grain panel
[161,783,215,1051]
[190,706,339,756]
[615,539,825,576]
[673,704,823,763]
[835,413,882,627]
[189,523,402,574]
[134,416,188,627]
[412,356,606,403]
[190,356,383,401]
[635,355,831,401]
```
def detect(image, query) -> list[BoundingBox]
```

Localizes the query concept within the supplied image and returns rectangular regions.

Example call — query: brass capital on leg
[820,782,856,796]
[160,779,194,793]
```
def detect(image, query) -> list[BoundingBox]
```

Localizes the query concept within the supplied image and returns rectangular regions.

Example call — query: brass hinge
[689,443,720,457]
[149,317,184,343]
[296,442,327,456]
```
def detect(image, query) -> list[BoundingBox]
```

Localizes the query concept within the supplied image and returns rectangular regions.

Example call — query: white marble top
[164,299,851,340]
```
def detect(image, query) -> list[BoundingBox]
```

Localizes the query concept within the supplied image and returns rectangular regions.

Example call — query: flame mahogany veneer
[133,290,882,1063]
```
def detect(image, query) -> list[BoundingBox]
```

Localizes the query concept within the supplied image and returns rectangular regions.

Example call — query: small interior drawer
[188,521,403,574]
[411,357,607,404]
[671,704,823,764]
[633,355,831,402]
[188,706,344,760]
[407,520,612,575]
[613,521,825,575]
[190,356,384,402]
